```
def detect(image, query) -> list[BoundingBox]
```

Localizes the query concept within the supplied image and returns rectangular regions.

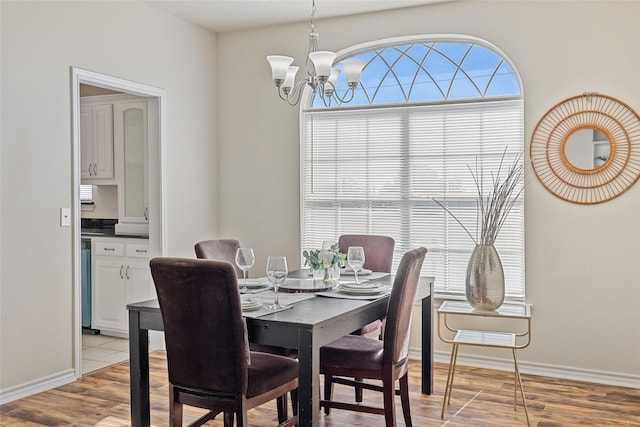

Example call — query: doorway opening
[71,68,166,378]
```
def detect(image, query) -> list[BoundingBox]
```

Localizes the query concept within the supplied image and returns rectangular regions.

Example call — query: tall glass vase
[465,244,505,310]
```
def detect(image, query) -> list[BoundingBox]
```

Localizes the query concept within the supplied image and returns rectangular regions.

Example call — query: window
[301,37,525,300]
[80,184,93,201]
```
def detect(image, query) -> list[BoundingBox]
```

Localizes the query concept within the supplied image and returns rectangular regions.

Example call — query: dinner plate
[336,285,384,295]
[341,268,372,276]
[340,282,381,291]
[242,279,268,289]
[241,297,263,311]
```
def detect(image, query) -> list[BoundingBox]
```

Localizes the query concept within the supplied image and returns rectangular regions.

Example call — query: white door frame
[71,67,166,378]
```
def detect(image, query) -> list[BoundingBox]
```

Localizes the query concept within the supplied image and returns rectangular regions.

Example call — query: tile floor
[82,333,129,374]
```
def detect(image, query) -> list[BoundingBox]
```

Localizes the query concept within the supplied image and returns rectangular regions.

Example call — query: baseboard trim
[409,348,640,390]
[0,369,76,405]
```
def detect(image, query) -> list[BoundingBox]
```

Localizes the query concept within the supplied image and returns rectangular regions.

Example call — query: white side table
[437,300,532,426]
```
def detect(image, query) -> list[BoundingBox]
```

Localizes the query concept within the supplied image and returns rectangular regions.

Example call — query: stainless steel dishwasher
[81,238,96,332]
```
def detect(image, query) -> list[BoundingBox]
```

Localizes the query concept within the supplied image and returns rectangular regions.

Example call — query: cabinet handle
[120,265,124,279]
[144,207,148,221]
[88,163,93,176]
[125,266,130,280]
[135,249,147,253]
[104,247,115,251]
[92,163,98,176]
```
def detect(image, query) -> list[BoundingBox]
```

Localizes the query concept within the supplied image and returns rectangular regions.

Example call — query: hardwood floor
[1,351,639,426]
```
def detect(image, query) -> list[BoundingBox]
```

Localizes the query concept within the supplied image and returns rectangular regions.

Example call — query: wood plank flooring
[1,351,639,426]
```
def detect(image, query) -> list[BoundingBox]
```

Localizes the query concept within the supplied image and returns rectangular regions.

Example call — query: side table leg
[512,349,530,427]
[441,343,459,419]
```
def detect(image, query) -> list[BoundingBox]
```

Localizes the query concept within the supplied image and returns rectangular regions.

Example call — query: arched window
[301,36,525,299]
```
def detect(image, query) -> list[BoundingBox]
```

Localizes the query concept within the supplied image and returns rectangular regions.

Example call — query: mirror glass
[564,128,610,170]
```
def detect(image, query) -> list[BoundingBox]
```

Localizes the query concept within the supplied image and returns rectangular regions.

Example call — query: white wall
[217,0,640,385]
[0,1,217,393]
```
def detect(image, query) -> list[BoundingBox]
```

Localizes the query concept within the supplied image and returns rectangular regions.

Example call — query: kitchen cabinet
[114,100,149,236]
[80,102,115,183]
[92,238,151,334]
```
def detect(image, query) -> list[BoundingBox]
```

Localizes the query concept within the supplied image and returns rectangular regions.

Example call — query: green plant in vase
[303,243,346,283]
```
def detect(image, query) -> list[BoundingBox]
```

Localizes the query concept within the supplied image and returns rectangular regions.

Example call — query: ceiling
[146,0,447,33]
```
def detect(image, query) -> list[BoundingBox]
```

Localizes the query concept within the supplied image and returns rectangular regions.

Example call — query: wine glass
[347,246,365,284]
[266,256,288,309]
[235,248,255,294]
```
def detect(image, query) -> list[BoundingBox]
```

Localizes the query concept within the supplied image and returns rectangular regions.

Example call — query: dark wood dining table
[127,272,434,427]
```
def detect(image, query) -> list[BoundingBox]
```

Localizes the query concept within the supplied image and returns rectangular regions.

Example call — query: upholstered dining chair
[194,239,243,277]
[338,234,395,338]
[337,234,396,401]
[150,257,298,427]
[338,234,395,274]
[195,239,297,358]
[320,247,427,427]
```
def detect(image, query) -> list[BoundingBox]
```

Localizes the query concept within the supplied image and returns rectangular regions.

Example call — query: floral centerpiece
[303,242,346,283]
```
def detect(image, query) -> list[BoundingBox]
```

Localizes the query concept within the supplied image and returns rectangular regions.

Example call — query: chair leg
[355,377,364,402]
[324,374,334,415]
[169,385,183,427]
[383,373,397,427]
[291,389,298,417]
[224,412,234,427]
[399,373,412,427]
[277,394,288,423]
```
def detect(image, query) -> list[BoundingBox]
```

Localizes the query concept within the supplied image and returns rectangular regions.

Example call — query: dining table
[127,271,434,427]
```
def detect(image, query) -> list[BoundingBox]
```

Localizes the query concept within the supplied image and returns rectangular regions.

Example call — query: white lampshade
[267,55,294,81]
[283,66,299,90]
[309,51,337,78]
[327,68,340,87]
[340,59,366,84]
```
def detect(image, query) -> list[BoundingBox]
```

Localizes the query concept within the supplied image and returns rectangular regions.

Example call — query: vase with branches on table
[434,150,524,310]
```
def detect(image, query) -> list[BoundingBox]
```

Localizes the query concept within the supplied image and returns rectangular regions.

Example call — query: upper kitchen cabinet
[114,100,149,237]
[80,101,115,183]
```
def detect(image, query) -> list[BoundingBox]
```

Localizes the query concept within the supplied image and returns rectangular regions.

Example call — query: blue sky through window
[313,41,520,108]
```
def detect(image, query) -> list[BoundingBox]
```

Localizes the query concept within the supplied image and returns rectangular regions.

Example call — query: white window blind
[80,184,93,201]
[301,99,525,299]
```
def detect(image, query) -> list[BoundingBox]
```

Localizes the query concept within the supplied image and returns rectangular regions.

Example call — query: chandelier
[266,0,365,107]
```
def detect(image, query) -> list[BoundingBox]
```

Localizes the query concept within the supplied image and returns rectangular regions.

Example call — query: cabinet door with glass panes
[114,100,149,235]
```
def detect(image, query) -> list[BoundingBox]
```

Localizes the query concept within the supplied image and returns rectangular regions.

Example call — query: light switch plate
[60,208,71,227]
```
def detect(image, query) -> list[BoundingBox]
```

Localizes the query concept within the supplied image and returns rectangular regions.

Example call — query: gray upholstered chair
[320,247,427,427]
[150,257,298,427]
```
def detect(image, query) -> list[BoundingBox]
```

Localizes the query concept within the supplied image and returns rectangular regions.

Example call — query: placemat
[241,292,317,318]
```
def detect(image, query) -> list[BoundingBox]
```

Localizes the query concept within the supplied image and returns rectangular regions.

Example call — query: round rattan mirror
[530,93,640,204]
